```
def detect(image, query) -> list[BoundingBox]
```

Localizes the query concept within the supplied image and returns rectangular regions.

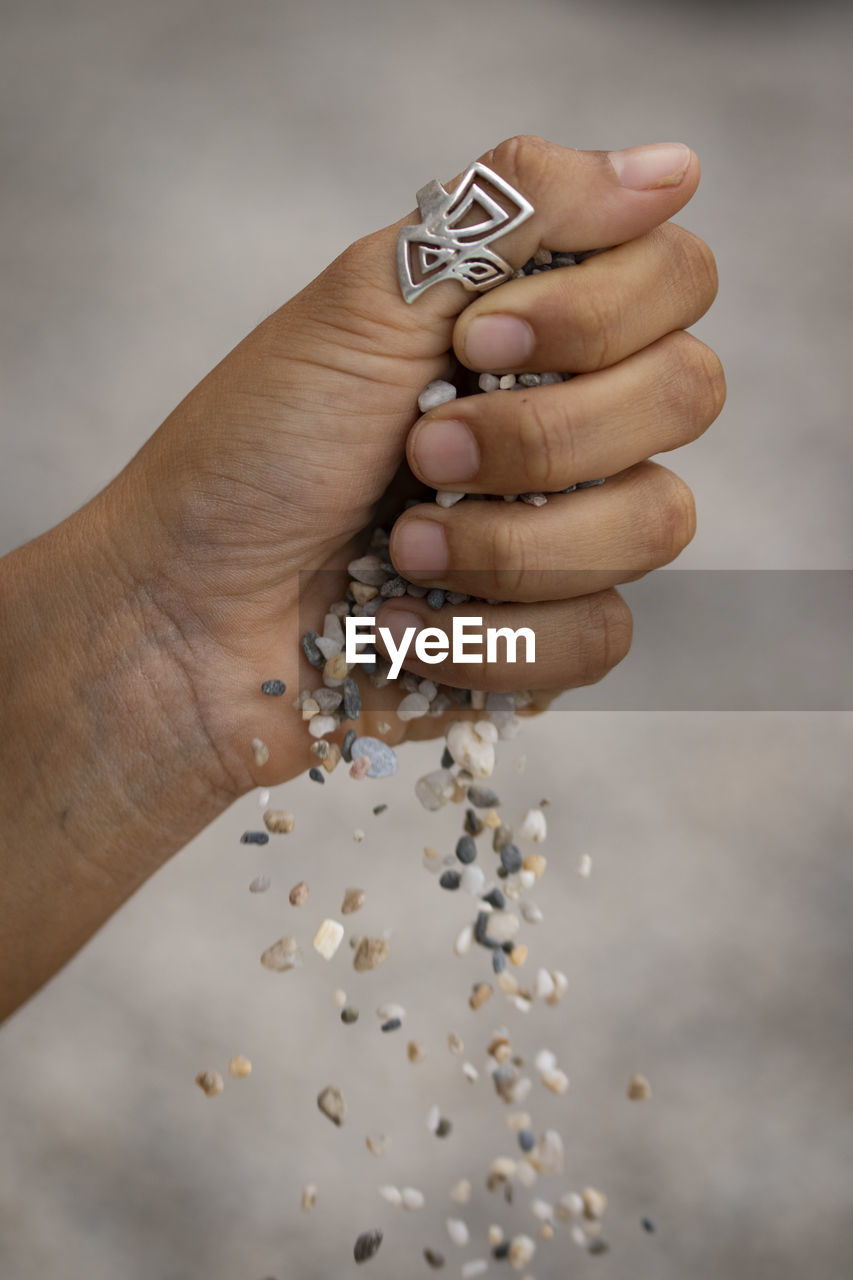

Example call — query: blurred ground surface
[0,1,851,1278]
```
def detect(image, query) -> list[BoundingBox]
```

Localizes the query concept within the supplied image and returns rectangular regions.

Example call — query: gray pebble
[380,1017,402,1032]
[482,888,506,910]
[308,767,325,784]
[500,843,523,874]
[241,831,269,845]
[455,836,477,865]
[342,678,362,720]
[467,785,500,809]
[423,1248,445,1268]
[342,729,357,762]
[341,1007,359,1025]
[440,869,462,890]
[492,948,507,974]
[576,477,606,488]
[349,736,399,779]
[301,632,324,668]
[380,576,408,598]
[353,1229,383,1264]
[426,589,446,610]
[518,1128,536,1152]
[260,679,286,696]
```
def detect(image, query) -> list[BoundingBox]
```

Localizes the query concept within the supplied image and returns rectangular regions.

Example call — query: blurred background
[0,0,850,1277]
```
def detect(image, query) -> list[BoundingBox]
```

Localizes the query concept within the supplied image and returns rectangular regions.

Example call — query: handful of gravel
[201,250,656,1273]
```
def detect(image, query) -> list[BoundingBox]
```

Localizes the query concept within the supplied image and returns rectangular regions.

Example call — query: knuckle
[570,284,623,370]
[666,334,728,439]
[580,589,634,684]
[665,224,720,316]
[488,134,552,192]
[516,393,568,491]
[489,516,530,598]
[644,467,697,562]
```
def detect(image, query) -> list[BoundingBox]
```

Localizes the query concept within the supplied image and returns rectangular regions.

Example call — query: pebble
[349,736,398,779]
[195,1070,224,1098]
[447,1032,464,1054]
[578,853,592,877]
[485,910,520,943]
[378,1185,402,1207]
[257,788,271,807]
[439,869,461,890]
[555,1192,584,1223]
[454,924,474,956]
[582,1188,608,1220]
[342,678,361,720]
[521,902,544,925]
[499,374,517,390]
[289,881,309,906]
[301,697,321,721]
[628,1073,652,1101]
[418,379,457,413]
[520,808,547,843]
[316,635,342,661]
[301,1183,318,1212]
[263,809,295,834]
[479,372,500,391]
[353,936,390,972]
[352,828,365,843]
[446,1218,470,1247]
[508,1235,536,1269]
[301,632,325,667]
[323,652,348,685]
[446,721,496,778]
[381,1017,402,1032]
[349,755,371,780]
[248,875,271,894]
[317,1085,347,1127]
[435,490,466,508]
[341,887,365,914]
[461,1262,488,1278]
[407,1040,425,1063]
[469,982,492,1010]
[313,918,344,960]
[455,835,477,864]
[423,846,443,875]
[415,768,456,811]
[522,853,547,881]
[435,1117,452,1138]
[423,1248,445,1268]
[241,830,269,846]
[467,784,500,808]
[464,808,483,836]
[401,1186,426,1210]
[227,1055,252,1079]
[426,588,446,610]
[251,738,270,767]
[518,1128,536,1152]
[332,988,347,1008]
[365,1134,388,1158]
[341,1006,359,1024]
[308,767,325,784]
[308,714,336,739]
[348,555,388,587]
[460,865,485,896]
[341,729,357,762]
[353,1228,383,1264]
[541,1069,569,1096]
[450,1178,471,1204]
[642,1217,656,1233]
[260,679,286,696]
[500,843,523,874]
[397,691,430,720]
[260,937,302,972]
[312,687,342,715]
[492,949,507,974]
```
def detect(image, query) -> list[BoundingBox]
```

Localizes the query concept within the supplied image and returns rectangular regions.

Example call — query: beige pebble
[407,1040,425,1064]
[496,971,520,995]
[522,853,547,881]
[628,1073,652,1101]
[301,697,320,720]
[488,1224,504,1246]
[353,936,390,972]
[582,1187,608,1220]
[301,1183,318,1212]
[322,742,341,773]
[332,987,347,1008]
[350,580,378,605]
[317,1084,346,1126]
[341,887,366,915]
[508,1234,536,1269]
[264,809,295,834]
[376,720,392,735]
[195,1070,224,1098]
[313,918,344,960]
[539,1222,554,1241]
[510,944,528,967]
[542,1068,570,1095]
[260,936,302,972]
[251,738,270,767]
[578,853,592,878]
[486,1157,516,1189]
[506,1111,532,1132]
[366,1133,388,1158]
[323,652,348,683]
[469,982,492,1011]
[483,808,502,828]
[228,1055,252,1079]
[447,1032,464,1054]
[289,881,310,907]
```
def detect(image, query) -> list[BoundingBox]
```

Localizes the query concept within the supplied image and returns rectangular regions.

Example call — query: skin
[0,135,724,1021]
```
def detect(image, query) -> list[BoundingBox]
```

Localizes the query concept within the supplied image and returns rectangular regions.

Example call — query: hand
[100,134,723,791]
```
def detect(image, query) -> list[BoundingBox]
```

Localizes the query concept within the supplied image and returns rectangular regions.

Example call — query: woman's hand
[99,135,723,790]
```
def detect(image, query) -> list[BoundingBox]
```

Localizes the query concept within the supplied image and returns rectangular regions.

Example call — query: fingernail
[392,518,448,579]
[463,314,535,370]
[608,142,691,191]
[412,419,479,484]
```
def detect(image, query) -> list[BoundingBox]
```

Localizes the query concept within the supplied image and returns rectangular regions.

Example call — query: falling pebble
[353,1229,383,1263]
[194,1070,223,1098]
[251,738,270,767]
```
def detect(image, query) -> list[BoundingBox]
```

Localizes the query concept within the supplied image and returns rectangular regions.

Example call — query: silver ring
[397,161,535,304]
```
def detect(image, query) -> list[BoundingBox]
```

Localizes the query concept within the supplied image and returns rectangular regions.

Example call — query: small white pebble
[257,787,271,807]
[454,924,474,956]
[301,1183,318,1212]
[499,374,517,390]
[426,1104,441,1133]
[366,1134,388,1158]
[534,1048,557,1074]
[520,808,547,843]
[519,869,536,890]
[322,612,344,645]
[249,875,271,894]
[508,1234,536,1269]
[516,1159,537,1188]
[555,1191,584,1223]
[488,1224,505,1247]
[521,492,548,507]
[462,1062,479,1083]
[418,380,458,413]
[541,1068,570,1095]
[530,1199,553,1222]
[578,853,592,877]
[535,970,556,1001]
[378,1185,402,1207]
[479,372,500,391]
[312,919,344,960]
[450,1178,472,1205]
[402,1187,425,1211]
[332,988,347,1008]
[549,970,569,1002]
[314,635,342,660]
[352,828,366,843]
[377,1002,406,1023]
[521,903,544,925]
[460,865,485,896]
[308,714,337,739]
[435,490,466,508]
[446,1217,470,1247]
[397,691,431,721]
[462,1262,488,1278]
[251,738,270,767]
